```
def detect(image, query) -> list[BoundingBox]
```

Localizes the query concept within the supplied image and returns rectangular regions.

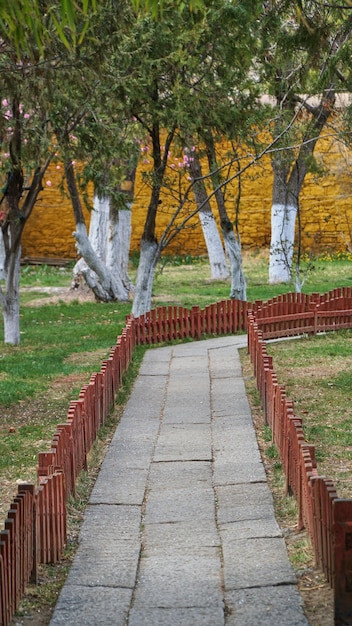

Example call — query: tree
[257,0,352,284]
[124,0,261,315]
[187,148,229,280]
[203,131,247,300]
[0,4,102,344]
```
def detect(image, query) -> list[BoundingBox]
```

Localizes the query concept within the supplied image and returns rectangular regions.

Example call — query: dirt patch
[22,286,96,306]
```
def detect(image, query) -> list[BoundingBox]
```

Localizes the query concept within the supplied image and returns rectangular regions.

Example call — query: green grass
[265,329,352,498]
[150,250,352,307]
[0,301,131,406]
[20,263,75,288]
[1,250,351,409]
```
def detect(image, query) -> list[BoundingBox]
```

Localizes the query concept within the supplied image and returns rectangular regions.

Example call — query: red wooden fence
[1,290,352,625]
[248,287,352,625]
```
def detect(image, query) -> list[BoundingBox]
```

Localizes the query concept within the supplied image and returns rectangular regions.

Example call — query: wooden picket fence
[1,290,352,625]
[247,287,352,625]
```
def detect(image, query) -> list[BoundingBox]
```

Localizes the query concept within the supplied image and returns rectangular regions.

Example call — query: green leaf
[51,13,72,51]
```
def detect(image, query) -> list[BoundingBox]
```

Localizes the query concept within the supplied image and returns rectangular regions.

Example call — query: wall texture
[21,135,352,260]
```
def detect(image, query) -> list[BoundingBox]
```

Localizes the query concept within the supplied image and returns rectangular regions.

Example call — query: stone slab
[147,460,212,490]
[219,517,282,540]
[66,542,140,588]
[143,520,220,554]
[154,423,211,461]
[216,483,276,524]
[225,585,309,625]
[222,536,297,589]
[132,555,223,608]
[90,467,148,505]
[213,460,267,485]
[129,607,225,626]
[78,504,141,541]
[169,354,209,375]
[144,486,215,524]
[49,586,132,626]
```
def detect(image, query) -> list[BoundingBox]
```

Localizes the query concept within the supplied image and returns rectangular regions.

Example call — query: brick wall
[21,135,352,260]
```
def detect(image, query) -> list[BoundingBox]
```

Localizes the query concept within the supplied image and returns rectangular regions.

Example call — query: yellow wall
[21,136,352,260]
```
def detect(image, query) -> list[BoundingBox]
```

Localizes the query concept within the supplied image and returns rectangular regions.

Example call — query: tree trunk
[268,173,298,284]
[66,163,130,302]
[222,225,246,300]
[203,131,246,299]
[132,122,175,317]
[189,152,229,280]
[131,238,159,317]
[106,203,133,294]
[269,89,335,284]
[2,243,21,345]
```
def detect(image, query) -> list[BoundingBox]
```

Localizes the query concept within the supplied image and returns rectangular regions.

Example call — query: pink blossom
[24,113,30,120]
[46,180,52,187]
[56,165,61,170]
[2,99,8,107]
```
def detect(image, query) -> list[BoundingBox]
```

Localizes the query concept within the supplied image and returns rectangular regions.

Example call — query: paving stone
[213,460,267,485]
[144,486,215,524]
[66,541,140,588]
[216,483,276,524]
[143,520,220,554]
[219,517,282,540]
[132,555,223,608]
[90,467,148,505]
[170,354,209,375]
[154,423,212,461]
[225,585,309,625]
[222,536,297,589]
[78,504,141,541]
[50,586,132,626]
[148,460,212,490]
[129,606,225,626]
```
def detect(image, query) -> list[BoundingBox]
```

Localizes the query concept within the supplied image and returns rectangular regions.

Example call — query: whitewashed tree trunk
[73,194,109,282]
[268,90,335,285]
[223,230,246,300]
[189,152,229,280]
[73,220,129,301]
[198,209,230,279]
[203,131,246,300]
[132,239,159,317]
[1,244,21,345]
[71,187,131,301]
[107,203,133,293]
[269,201,297,284]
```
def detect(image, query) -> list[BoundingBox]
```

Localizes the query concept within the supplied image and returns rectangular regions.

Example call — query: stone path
[49,336,309,626]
